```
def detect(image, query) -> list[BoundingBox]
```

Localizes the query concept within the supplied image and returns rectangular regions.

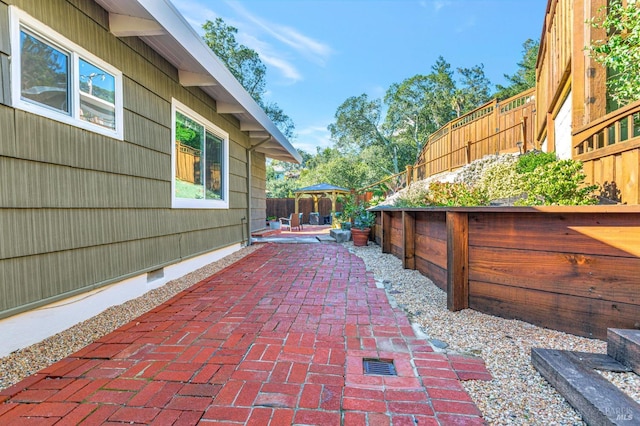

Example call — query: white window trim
[9,6,124,140]
[171,99,229,209]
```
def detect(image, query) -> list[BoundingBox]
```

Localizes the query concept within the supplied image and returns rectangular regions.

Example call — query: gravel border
[0,244,262,391]
[345,241,639,425]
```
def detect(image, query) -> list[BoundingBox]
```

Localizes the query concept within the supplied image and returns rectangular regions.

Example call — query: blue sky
[173,0,548,154]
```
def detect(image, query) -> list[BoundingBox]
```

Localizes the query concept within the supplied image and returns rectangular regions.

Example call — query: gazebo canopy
[293,183,350,215]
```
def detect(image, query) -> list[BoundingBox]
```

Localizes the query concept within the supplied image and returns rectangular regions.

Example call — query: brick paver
[0,243,491,424]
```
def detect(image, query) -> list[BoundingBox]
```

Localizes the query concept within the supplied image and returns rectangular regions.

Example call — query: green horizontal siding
[0,157,169,208]
[0,208,249,259]
[0,3,9,55]
[124,78,171,126]
[0,0,263,318]
[0,105,15,151]
[124,111,171,154]
[13,111,170,181]
[0,223,244,315]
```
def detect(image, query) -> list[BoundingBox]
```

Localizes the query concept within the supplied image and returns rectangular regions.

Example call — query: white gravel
[346,241,639,425]
[0,244,262,391]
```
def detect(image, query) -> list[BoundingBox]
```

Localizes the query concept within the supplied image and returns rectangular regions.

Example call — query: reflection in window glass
[79,59,116,130]
[20,29,69,113]
[175,111,205,200]
[205,132,223,200]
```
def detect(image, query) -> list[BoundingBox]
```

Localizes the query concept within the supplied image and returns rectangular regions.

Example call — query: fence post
[405,165,413,188]
[493,98,499,153]
[446,211,469,311]
[447,123,453,171]
[382,210,392,254]
[402,211,416,270]
[466,141,471,164]
[521,116,528,153]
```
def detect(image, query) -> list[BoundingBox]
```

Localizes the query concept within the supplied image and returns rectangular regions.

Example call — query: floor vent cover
[363,358,397,376]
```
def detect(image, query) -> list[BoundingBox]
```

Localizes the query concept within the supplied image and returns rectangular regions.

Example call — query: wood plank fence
[373,205,640,339]
[573,99,640,204]
[360,89,537,198]
[414,89,536,181]
[175,142,200,184]
[266,198,343,224]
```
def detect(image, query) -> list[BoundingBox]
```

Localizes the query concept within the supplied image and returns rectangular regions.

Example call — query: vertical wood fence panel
[414,89,536,183]
[266,198,343,224]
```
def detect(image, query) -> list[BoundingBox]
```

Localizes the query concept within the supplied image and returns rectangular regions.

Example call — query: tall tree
[452,64,492,116]
[298,148,372,190]
[384,57,481,162]
[328,94,401,174]
[494,39,539,100]
[384,75,434,162]
[202,18,295,138]
[425,56,457,128]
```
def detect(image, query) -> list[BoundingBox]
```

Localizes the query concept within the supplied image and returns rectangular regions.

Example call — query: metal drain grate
[363,358,397,376]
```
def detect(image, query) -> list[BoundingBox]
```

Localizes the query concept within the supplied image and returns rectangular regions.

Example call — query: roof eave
[94,0,302,164]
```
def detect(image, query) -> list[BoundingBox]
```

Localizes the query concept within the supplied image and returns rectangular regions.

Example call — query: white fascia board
[133,0,302,164]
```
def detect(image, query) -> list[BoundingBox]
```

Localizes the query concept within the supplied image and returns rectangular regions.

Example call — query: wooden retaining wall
[374,206,640,339]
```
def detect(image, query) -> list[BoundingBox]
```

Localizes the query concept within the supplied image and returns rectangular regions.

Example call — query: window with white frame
[172,99,229,209]
[10,7,123,139]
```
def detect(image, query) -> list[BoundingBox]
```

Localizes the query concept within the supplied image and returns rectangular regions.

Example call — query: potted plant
[339,195,357,230]
[267,216,280,229]
[351,204,375,246]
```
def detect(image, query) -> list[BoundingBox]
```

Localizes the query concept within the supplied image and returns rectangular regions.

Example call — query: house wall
[0,0,262,318]
[251,150,267,231]
[554,91,572,160]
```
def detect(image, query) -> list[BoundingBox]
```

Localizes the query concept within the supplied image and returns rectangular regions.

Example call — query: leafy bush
[426,182,489,207]
[393,182,488,207]
[515,151,557,174]
[516,160,599,206]
[475,156,522,200]
[353,204,376,229]
[393,185,432,208]
[589,0,640,106]
[390,153,599,208]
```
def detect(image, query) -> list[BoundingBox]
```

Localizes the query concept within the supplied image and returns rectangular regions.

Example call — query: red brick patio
[0,243,490,425]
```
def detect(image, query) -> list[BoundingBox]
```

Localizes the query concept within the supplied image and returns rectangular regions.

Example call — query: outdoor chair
[279,213,302,231]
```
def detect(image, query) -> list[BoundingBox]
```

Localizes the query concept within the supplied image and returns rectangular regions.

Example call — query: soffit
[93,0,301,163]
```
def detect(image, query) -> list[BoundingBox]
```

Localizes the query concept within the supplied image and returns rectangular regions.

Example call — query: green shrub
[392,153,598,208]
[516,151,557,174]
[393,185,431,208]
[425,182,489,207]
[516,159,599,206]
[475,156,522,200]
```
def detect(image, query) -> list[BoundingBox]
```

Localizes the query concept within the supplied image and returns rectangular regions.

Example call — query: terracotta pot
[351,228,370,246]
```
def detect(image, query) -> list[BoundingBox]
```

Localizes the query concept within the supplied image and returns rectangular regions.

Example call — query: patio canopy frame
[293,183,350,217]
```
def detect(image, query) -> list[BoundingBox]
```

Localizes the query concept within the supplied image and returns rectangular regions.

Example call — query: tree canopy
[264,42,537,197]
[202,18,295,138]
[494,39,539,100]
[327,56,492,182]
